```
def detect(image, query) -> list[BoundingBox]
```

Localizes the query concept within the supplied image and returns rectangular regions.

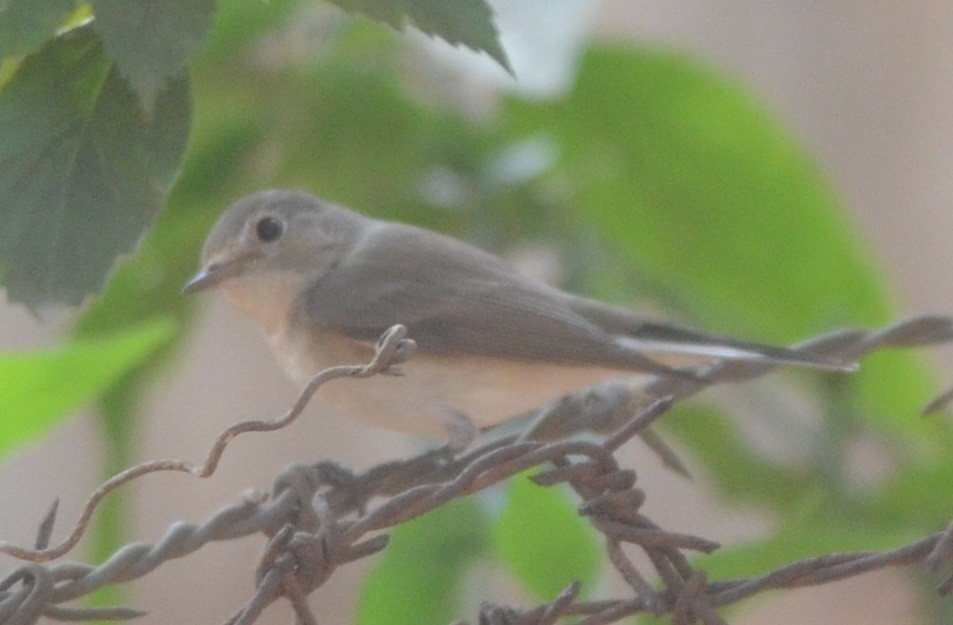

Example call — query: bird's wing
[301,223,675,372]
[303,221,849,373]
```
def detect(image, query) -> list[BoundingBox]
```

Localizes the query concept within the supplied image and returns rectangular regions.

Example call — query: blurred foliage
[0,319,173,458]
[492,471,601,600]
[354,498,489,625]
[504,48,881,339]
[0,0,72,57]
[1,1,951,623]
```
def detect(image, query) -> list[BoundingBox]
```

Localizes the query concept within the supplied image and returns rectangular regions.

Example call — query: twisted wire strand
[1,316,951,624]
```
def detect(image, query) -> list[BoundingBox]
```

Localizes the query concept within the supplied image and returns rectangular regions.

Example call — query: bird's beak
[182,265,222,294]
[182,250,262,294]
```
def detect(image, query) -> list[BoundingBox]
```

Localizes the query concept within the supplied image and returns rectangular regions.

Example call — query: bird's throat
[218,270,307,339]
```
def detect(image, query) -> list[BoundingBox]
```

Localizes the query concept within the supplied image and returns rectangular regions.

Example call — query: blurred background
[2,1,952,624]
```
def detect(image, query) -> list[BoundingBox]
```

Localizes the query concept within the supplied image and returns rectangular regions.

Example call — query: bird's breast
[271,314,628,439]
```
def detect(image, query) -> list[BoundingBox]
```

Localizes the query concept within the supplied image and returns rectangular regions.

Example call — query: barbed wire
[1,315,952,624]
[0,325,416,564]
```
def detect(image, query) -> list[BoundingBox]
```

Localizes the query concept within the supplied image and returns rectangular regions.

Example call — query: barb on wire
[1,315,952,625]
[0,325,416,563]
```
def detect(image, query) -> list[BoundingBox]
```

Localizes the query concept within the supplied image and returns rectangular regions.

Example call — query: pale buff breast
[217,270,637,440]
[274,312,631,439]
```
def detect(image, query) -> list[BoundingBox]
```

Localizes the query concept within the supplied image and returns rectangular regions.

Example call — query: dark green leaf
[89,0,215,110]
[492,473,600,600]
[327,0,511,72]
[0,318,174,459]
[0,0,73,57]
[355,498,489,625]
[0,26,190,309]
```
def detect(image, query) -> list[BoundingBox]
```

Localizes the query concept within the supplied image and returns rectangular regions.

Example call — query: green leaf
[875,459,953,528]
[253,31,488,229]
[327,0,512,72]
[89,0,216,110]
[492,473,601,600]
[504,46,888,342]
[355,498,489,625]
[196,0,300,66]
[699,499,918,579]
[502,46,949,440]
[0,26,191,309]
[852,350,937,441]
[0,318,174,459]
[0,0,73,57]
[663,404,813,508]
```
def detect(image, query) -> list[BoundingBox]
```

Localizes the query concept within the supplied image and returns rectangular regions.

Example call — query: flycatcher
[185,190,848,440]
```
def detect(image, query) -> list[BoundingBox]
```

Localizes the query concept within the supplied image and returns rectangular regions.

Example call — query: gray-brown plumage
[185,189,849,439]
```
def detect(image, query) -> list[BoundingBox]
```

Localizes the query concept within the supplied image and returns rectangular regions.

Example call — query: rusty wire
[1,316,952,624]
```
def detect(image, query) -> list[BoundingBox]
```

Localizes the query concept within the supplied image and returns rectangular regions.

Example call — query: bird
[184,189,850,442]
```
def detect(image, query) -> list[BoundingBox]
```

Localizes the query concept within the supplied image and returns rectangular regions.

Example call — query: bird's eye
[255,216,284,242]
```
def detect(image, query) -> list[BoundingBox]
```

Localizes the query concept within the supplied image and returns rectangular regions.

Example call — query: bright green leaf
[504,46,888,342]
[89,0,216,110]
[355,498,489,625]
[0,0,73,57]
[502,45,948,440]
[327,0,512,72]
[492,473,601,600]
[0,58,19,89]
[0,318,175,458]
[875,459,953,528]
[852,350,938,445]
[0,26,191,309]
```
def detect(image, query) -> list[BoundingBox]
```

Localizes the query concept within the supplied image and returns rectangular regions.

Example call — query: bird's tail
[565,295,855,372]
[617,322,856,372]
